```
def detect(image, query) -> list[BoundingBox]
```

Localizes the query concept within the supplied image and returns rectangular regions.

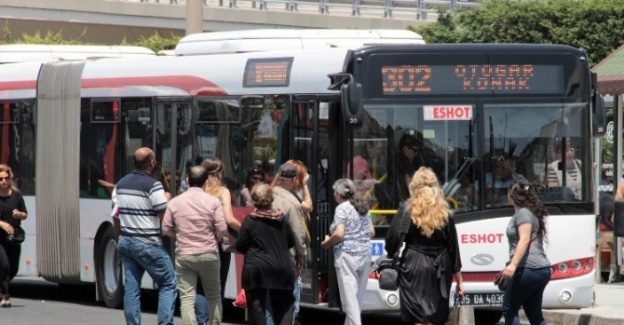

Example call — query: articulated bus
[0,44,601,325]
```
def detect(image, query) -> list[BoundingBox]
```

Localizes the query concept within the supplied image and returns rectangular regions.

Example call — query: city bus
[173,28,425,55]
[0,43,601,325]
[0,44,156,64]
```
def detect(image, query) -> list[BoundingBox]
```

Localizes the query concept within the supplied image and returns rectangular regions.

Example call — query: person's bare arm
[221,188,241,231]
[300,174,313,214]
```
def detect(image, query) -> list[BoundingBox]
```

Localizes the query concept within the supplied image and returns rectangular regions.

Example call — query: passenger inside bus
[394,134,424,201]
[476,149,523,206]
[546,138,582,200]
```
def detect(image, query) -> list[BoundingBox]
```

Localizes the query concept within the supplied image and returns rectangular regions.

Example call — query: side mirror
[341,78,363,128]
[592,94,607,136]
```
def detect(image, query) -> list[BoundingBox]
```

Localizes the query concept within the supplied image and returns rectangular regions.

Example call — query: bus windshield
[351,100,587,222]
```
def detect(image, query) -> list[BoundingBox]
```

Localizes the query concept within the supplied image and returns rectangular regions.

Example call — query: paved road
[6,277,519,324]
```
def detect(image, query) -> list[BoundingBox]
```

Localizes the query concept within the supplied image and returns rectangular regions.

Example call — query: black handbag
[375,204,411,291]
[6,226,25,245]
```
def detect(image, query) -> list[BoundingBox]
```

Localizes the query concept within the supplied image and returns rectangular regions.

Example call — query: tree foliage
[0,24,180,54]
[412,0,624,66]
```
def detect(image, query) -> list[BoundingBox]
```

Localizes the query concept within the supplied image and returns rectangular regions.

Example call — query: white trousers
[335,252,371,325]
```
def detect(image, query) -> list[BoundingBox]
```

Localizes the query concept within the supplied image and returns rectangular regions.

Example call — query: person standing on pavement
[270,162,309,323]
[385,167,463,325]
[196,156,242,324]
[162,165,228,325]
[0,164,27,308]
[113,147,177,325]
[501,177,551,325]
[321,178,374,325]
[236,183,296,325]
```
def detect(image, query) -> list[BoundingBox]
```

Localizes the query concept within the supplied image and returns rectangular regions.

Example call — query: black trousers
[246,288,294,325]
[0,242,21,296]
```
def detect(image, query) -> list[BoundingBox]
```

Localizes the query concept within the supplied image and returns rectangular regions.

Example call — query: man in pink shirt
[162,165,227,325]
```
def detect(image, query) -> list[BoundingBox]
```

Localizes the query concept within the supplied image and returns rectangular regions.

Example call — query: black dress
[385,208,462,325]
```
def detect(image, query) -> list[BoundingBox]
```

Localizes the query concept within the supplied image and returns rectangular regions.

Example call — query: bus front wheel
[96,226,123,308]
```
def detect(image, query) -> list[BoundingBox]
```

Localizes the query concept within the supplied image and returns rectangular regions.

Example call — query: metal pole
[613,94,623,280]
[594,136,602,283]
[185,0,204,35]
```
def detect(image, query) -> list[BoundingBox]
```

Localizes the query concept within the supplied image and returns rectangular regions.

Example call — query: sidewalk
[522,283,624,325]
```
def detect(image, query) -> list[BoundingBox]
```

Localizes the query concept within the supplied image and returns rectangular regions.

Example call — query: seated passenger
[476,153,523,205]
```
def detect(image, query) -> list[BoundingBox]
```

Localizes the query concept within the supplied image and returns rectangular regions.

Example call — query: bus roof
[0,48,351,99]
[174,29,425,56]
[0,44,156,64]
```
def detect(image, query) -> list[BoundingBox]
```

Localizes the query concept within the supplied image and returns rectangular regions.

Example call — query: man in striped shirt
[113,147,177,325]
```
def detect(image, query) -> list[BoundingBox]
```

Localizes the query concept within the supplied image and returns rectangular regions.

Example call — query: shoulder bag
[375,203,411,291]
[6,226,25,245]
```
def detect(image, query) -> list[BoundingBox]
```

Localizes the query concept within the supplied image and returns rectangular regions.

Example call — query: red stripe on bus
[0,76,227,95]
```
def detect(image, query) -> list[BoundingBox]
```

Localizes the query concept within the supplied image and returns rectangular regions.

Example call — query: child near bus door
[500,178,551,325]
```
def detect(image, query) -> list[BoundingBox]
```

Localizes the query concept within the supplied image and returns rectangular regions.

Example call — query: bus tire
[474,309,503,325]
[96,226,123,309]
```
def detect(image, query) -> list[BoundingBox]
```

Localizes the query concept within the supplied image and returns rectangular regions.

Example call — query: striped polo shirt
[114,170,167,244]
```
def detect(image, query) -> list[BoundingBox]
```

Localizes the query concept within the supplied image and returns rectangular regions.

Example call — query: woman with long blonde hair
[195,156,241,324]
[385,167,463,325]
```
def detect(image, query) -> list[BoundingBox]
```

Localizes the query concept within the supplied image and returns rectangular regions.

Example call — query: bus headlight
[387,293,398,306]
[559,290,572,303]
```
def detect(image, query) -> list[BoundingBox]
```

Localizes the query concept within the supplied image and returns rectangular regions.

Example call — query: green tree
[413,0,624,66]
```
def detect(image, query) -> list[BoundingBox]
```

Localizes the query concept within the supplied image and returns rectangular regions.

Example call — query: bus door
[153,98,192,259]
[153,98,193,198]
[289,96,340,307]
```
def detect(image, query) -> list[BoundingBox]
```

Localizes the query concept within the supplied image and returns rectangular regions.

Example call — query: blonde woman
[385,167,463,325]
[199,157,242,324]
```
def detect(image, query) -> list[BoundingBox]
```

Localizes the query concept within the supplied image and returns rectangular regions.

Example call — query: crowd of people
[105,144,556,325]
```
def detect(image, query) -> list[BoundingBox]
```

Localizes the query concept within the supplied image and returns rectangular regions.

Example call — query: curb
[520,310,622,325]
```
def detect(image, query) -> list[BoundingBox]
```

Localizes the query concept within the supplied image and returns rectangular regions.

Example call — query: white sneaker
[1,296,11,308]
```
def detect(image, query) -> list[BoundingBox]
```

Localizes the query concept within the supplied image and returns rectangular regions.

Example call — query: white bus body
[174,29,425,55]
[0,44,156,64]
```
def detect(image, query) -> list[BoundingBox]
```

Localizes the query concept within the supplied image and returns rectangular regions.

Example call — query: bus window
[481,102,584,205]
[79,99,121,199]
[195,98,243,197]
[0,101,35,195]
[356,104,474,222]
[122,98,153,175]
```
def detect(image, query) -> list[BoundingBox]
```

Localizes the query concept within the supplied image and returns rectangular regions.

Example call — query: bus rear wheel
[96,226,123,308]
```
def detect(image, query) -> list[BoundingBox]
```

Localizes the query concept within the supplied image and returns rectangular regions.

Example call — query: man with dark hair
[112,147,177,325]
[162,165,227,325]
[395,134,424,200]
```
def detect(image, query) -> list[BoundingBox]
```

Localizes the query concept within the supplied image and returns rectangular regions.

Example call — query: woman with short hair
[322,178,374,325]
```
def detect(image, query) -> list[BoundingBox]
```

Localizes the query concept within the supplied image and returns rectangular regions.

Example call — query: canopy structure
[594,44,624,271]
[594,44,624,95]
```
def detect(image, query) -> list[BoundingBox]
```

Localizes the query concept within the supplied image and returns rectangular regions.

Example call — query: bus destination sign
[380,64,565,96]
[243,57,294,88]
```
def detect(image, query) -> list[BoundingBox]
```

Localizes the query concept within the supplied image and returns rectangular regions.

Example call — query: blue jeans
[118,236,178,325]
[265,275,301,325]
[502,266,551,325]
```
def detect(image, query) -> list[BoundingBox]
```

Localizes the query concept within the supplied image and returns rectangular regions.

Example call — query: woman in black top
[386,167,463,325]
[236,183,295,325]
[0,164,28,308]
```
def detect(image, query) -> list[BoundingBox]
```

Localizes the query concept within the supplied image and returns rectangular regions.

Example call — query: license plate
[461,293,504,307]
